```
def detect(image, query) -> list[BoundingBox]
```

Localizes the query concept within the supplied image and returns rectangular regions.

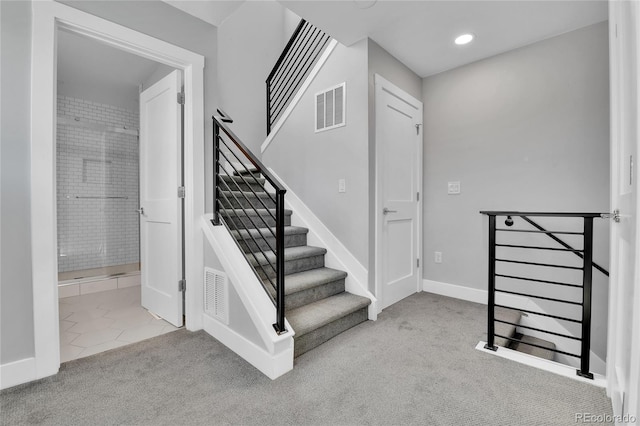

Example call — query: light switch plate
[338,179,346,193]
[447,181,461,195]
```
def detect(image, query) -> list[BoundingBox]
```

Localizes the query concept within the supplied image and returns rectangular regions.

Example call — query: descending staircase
[494,308,556,361]
[219,170,371,357]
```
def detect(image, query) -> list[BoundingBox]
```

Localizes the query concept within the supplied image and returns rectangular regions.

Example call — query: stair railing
[479,211,608,379]
[213,109,287,334]
[266,19,332,134]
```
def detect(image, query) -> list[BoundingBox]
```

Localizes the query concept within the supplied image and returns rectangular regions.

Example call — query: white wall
[263,39,370,267]
[217,0,288,155]
[1,0,36,365]
[422,22,610,358]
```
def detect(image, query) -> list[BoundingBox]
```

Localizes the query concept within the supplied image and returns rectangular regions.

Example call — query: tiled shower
[56,95,140,277]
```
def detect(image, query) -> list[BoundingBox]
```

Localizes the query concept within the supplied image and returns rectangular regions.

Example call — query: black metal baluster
[274,190,286,334]
[213,121,221,226]
[578,217,594,379]
[485,214,497,351]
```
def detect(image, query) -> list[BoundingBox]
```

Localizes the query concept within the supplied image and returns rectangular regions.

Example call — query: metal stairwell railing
[480,211,609,379]
[213,109,287,334]
[266,19,331,134]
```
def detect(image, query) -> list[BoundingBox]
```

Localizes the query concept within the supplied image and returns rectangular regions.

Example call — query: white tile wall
[56,96,140,272]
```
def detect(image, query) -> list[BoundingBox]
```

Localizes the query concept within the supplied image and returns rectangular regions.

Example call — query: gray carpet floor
[1,292,613,425]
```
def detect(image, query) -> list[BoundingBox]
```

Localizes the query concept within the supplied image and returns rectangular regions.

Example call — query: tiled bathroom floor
[58,286,180,362]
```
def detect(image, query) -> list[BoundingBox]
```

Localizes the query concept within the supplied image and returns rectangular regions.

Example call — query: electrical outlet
[338,179,346,193]
[447,181,461,195]
[434,251,442,263]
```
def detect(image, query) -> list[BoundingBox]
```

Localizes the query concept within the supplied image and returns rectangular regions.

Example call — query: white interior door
[139,70,184,327]
[608,0,639,419]
[376,75,423,310]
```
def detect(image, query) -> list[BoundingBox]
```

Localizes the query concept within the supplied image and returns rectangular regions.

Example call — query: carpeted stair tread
[511,334,556,360]
[278,267,347,296]
[220,175,266,185]
[287,292,371,337]
[248,245,327,267]
[231,225,308,241]
[494,307,522,347]
[233,167,261,176]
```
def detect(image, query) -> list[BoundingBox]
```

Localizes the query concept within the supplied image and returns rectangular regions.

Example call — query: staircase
[494,307,555,361]
[219,170,371,357]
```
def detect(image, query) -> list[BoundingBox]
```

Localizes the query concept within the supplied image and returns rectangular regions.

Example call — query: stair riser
[285,279,345,311]
[255,254,325,280]
[223,213,291,229]
[220,193,275,209]
[294,307,368,357]
[219,177,265,192]
[239,233,307,253]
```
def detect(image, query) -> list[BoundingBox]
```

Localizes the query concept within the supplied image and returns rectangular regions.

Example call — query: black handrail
[266,19,331,134]
[213,109,287,334]
[480,211,609,379]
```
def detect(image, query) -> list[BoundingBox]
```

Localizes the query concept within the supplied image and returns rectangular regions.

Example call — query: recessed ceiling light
[454,33,474,45]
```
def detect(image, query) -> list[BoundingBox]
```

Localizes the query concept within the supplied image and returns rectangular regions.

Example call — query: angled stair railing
[213,109,287,334]
[480,211,609,379]
[266,19,331,134]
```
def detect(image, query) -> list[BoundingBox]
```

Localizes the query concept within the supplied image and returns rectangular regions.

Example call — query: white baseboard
[0,357,37,390]
[269,169,378,320]
[476,341,606,388]
[423,279,486,305]
[203,315,293,380]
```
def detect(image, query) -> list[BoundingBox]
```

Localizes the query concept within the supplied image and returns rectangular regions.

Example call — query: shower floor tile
[58,286,180,363]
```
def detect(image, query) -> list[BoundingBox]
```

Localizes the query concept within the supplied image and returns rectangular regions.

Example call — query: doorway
[374,74,424,310]
[31,1,205,381]
[55,29,183,362]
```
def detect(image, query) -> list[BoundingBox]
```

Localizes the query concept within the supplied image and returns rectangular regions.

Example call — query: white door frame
[30,1,205,381]
[607,0,640,418]
[374,74,423,311]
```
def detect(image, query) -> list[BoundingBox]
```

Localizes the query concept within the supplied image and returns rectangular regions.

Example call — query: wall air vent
[204,267,229,325]
[315,82,346,132]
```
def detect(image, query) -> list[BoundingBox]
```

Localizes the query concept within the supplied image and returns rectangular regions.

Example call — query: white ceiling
[279,0,609,77]
[161,0,245,27]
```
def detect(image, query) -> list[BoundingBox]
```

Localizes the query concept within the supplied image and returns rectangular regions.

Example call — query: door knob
[383,207,397,215]
[136,207,145,215]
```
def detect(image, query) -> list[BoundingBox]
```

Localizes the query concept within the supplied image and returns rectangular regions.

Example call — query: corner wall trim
[0,358,37,390]
[423,279,486,305]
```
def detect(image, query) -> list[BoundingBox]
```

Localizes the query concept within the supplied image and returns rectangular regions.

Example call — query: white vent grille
[204,267,228,325]
[315,83,346,132]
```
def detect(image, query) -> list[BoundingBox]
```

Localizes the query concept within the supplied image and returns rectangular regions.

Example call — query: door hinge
[415,124,422,135]
[417,258,420,268]
[179,279,186,292]
[177,92,185,105]
[178,186,185,198]
[417,192,420,202]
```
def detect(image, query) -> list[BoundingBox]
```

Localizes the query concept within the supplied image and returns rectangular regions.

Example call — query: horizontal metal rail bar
[496,243,583,252]
[495,304,582,324]
[480,211,606,218]
[217,147,277,213]
[266,19,307,82]
[494,334,581,358]
[213,110,286,194]
[496,258,583,270]
[496,228,583,235]
[494,319,582,341]
[496,288,582,306]
[496,273,583,288]
[217,215,277,301]
[218,139,276,205]
[217,201,277,286]
[217,175,277,244]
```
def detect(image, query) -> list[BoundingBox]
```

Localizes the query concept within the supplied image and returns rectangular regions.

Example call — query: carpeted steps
[218,170,370,358]
[493,307,557,361]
